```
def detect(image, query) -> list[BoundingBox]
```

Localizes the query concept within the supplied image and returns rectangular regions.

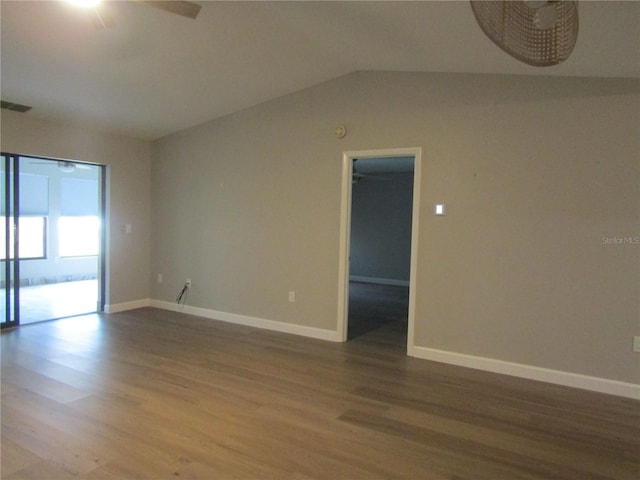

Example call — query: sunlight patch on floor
[15,279,98,324]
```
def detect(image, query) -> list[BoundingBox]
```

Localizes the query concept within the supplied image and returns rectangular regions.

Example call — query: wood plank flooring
[1,306,639,479]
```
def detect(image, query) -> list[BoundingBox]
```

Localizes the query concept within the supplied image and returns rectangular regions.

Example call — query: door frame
[337,147,422,355]
[2,154,20,329]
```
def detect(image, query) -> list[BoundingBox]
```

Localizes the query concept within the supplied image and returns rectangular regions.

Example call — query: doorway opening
[1,153,106,328]
[337,148,421,354]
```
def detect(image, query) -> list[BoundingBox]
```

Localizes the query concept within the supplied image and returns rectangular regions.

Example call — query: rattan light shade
[470,1,579,67]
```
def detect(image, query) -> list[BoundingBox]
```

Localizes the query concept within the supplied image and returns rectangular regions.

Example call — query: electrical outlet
[186,278,192,287]
[157,273,163,283]
[633,336,640,353]
[288,291,295,303]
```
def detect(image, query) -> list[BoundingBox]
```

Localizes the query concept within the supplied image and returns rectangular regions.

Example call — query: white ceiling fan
[352,160,392,185]
[66,0,202,29]
[28,160,93,173]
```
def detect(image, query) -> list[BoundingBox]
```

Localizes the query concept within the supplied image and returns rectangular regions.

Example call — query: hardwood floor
[1,307,638,479]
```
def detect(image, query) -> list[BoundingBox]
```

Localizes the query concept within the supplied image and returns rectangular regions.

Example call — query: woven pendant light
[470,1,579,67]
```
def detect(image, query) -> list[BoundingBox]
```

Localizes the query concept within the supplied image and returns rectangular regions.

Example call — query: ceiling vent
[1,100,33,113]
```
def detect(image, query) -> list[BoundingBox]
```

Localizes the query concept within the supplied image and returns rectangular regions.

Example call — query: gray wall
[350,171,413,284]
[150,71,639,385]
[2,71,637,386]
[0,110,151,307]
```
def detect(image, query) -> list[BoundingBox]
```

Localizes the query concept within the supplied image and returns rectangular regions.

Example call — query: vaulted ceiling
[2,1,639,141]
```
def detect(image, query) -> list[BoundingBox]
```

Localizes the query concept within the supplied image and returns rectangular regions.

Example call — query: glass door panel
[18,156,102,324]
[1,154,19,328]
[1,153,104,327]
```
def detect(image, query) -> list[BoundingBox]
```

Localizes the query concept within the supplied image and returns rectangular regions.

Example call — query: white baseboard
[411,345,640,400]
[150,299,342,343]
[104,298,151,313]
[350,276,410,287]
[104,298,638,399]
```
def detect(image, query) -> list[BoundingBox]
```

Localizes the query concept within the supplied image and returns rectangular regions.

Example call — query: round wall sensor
[334,125,347,139]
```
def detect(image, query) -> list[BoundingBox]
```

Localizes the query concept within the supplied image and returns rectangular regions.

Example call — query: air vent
[1,100,32,113]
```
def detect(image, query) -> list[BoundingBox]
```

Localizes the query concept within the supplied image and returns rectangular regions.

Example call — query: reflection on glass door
[1,153,104,327]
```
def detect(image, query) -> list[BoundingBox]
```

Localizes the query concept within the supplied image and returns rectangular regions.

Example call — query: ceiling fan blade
[137,1,202,19]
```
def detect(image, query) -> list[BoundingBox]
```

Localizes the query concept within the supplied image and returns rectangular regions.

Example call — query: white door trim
[337,147,422,355]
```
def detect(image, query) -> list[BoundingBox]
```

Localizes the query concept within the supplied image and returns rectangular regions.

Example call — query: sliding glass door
[1,153,105,328]
[1,154,19,328]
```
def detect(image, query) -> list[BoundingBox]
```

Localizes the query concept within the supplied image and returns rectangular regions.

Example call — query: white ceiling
[2,1,639,141]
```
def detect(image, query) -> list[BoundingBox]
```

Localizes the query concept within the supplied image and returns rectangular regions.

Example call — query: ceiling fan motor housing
[471,0,579,67]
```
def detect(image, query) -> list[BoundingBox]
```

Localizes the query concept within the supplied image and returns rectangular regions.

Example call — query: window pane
[0,216,46,260]
[59,216,100,257]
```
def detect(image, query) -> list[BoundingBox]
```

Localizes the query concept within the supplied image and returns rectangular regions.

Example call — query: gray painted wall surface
[151,71,639,385]
[2,71,638,386]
